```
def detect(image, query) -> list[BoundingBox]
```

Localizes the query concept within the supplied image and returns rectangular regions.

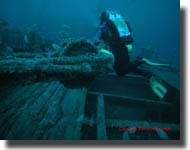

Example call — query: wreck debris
[64,39,98,56]
[97,94,107,140]
[0,39,114,87]
[0,52,113,75]
[59,89,87,139]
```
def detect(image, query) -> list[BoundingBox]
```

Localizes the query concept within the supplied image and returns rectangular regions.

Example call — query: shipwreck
[0,39,180,140]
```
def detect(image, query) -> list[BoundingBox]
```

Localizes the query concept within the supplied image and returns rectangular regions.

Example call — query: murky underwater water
[0,0,180,140]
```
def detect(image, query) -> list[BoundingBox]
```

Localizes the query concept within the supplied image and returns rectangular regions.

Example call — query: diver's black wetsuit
[96,16,146,77]
[110,41,144,76]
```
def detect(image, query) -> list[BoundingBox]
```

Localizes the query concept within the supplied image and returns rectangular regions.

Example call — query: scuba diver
[95,11,168,76]
[95,11,169,99]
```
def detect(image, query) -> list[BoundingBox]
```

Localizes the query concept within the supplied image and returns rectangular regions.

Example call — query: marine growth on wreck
[0,0,180,141]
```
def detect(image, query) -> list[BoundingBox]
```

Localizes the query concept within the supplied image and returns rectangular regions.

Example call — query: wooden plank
[97,94,107,140]
[54,88,87,140]
[0,82,49,139]
[89,74,158,100]
[88,92,172,108]
[0,83,43,126]
[0,85,33,113]
[5,82,60,139]
[28,84,66,139]
[0,50,114,86]
[0,83,46,139]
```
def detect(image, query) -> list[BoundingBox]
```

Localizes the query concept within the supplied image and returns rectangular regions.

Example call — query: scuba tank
[100,11,133,45]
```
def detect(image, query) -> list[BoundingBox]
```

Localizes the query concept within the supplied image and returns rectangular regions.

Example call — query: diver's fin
[150,77,167,99]
[143,58,170,67]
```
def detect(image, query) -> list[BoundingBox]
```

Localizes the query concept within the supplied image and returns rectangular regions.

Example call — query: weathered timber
[0,83,43,136]
[43,89,87,140]
[97,94,107,140]
[0,82,50,139]
[0,83,42,114]
[61,89,87,140]
[88,92,172,108]
[0,55,112,74]
[32,84,66,139]
[5,82,60,140]
[0,53,112,66]
[0,51,114,87]
[89,74,159,100]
